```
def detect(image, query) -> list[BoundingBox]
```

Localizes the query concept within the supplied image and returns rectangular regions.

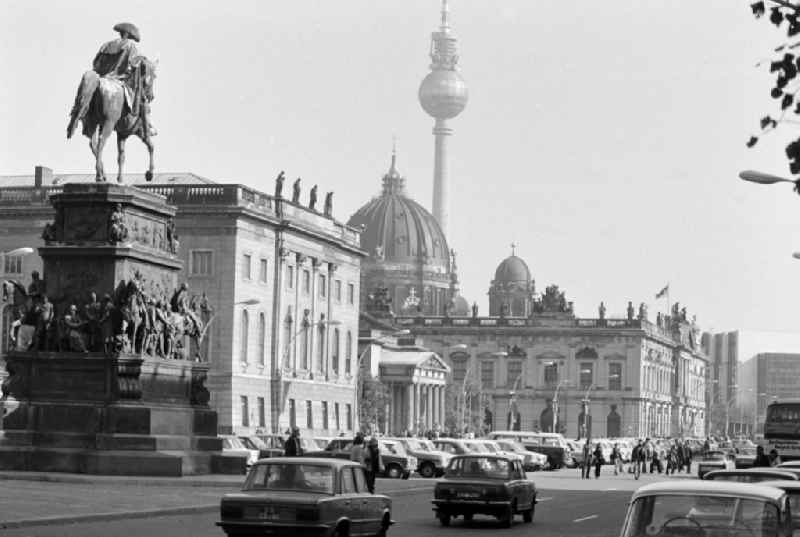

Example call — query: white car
[696,449,736,478]
[495,439,548,471]
[220,434,260,467]
[467,439,526,466]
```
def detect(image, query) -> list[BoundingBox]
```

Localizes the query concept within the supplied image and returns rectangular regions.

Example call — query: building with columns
[0,169,364,437]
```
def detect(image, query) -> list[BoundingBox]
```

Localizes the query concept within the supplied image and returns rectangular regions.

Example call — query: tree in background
[358,376,389,434]
[747,1,800,174]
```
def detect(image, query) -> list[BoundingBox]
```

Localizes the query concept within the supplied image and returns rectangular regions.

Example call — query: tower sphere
[418,70,468,120]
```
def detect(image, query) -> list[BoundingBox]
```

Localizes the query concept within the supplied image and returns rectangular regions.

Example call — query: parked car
[619,481,793,537]
[239,436,276,460]
[696,449,736,479]
[433,438,475,456]
[703,468,800,483]
[493,439,548,471]
[255,434,290,457]
[734,445,758,469]
[432,454,536,528]
[486,431,571,469]
[217,457,393,537]
[306,438,416,479]
[387,437,451,478]
[220,435,260,468]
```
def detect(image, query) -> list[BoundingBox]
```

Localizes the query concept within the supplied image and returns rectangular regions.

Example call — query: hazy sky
[2,0,800,339]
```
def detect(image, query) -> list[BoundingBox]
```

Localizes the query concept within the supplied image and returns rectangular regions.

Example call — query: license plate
[458,491,480,498]
[259,507,279,520]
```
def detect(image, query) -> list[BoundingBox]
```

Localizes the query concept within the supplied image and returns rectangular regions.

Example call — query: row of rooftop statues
[2,271,213,361]
[274,171,334,217]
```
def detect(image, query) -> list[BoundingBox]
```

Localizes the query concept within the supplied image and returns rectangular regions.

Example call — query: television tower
[418,0,468,237]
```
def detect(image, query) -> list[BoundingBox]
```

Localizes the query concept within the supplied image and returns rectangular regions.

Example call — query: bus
[761,399,800,461]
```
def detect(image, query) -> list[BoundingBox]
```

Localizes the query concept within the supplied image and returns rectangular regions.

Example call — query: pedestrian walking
[682,440,693,474]
[769,448,781,467]
[350,432,366,466]
[365,436,383,494]
[581,440,592,479]
[284,426,303,457]
[593,443,604,479]
[612,443,623,475]
[753,445,771,467]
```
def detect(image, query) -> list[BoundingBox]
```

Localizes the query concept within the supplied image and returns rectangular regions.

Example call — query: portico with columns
[379,350,449,435]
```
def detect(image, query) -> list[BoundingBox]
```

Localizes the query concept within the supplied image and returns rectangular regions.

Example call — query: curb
[0,472,244,488]
[0,504,218,530]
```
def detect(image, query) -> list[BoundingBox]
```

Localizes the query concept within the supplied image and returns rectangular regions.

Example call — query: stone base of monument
[0,352,246,476]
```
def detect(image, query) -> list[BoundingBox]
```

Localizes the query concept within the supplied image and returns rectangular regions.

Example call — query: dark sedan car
[432,454,536,528]
[217,457,393,537]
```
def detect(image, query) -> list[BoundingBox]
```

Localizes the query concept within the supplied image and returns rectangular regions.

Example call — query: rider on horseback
[67,22,156,139]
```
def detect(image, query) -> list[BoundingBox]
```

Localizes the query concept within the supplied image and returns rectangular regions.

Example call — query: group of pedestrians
[579,437,695,479]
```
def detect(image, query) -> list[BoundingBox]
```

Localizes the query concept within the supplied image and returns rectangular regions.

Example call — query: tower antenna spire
[440,0,450,32]
[391,135,397,172]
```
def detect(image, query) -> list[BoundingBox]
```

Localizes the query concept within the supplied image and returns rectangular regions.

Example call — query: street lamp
[739,169,800,192]
[580,368,595,440]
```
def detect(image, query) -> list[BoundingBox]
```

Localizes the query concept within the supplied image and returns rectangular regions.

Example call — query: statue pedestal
[0,183,244,476]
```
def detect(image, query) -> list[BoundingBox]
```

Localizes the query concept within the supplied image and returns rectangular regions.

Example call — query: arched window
[345,331,353,375]
[332,328,340,374]
[258,312,266,366]
[240,309,249,364]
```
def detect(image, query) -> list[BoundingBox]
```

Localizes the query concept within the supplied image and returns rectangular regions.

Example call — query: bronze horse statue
[67,57,157,183]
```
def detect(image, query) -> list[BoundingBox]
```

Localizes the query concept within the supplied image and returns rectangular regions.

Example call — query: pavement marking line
[573,514,599,523]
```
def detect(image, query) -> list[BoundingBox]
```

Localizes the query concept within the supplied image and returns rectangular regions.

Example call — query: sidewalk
[0,472,431,529]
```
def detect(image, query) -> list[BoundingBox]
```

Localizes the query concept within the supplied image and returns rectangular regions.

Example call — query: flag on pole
[655,284,669,299]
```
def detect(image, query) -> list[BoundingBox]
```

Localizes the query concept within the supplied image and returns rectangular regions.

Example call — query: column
[440,385,446,429]
[414,383,421,433]
[406,383,415,433]
[384,383,392,435]
[427,385,434,430]
[433,385,440,427]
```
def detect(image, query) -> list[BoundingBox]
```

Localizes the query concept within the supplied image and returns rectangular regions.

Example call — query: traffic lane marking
[573,514,599,523]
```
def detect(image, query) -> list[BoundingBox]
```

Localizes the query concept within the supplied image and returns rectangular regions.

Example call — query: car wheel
[376,514,391,537]
[523,503,535,523]
[463,513,473,522]
[438,513,451,527]
[499,504,514,528]
[419,462,436,478]
[386,464,402,479]
[332,523,349,537]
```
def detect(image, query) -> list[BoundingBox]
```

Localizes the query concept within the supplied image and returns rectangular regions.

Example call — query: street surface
[0,467,692,536]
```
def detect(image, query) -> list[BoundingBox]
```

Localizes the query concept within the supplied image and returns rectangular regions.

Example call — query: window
[580,362,593,390]
[322,402,329,429]
[241,396,249,427]
[3,255,22,275]
[348,283,355,305]
[335,280,342,302]
[334,403,340,429]
[544,363,558,387]
[242,254,252,280]
[507,360,523,388]
[257,397,265,427]
[259,258,268,283]
[345,331,352,375]
[332,328,340,374]
[451,355,468,384]
[609,363,622,390]
[303,270,310,293]
[341,466,356,493]
[480,361,494,389]
[319,274,327,298]
[240,310,249,363]
[286,265,294,289]
[190,250,212,276]
[306,400,313,429]
[289,399,296,428]
[258,313,266,366]
[346,404,352,430]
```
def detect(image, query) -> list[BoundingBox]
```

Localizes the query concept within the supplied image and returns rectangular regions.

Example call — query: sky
[3,0,800,345]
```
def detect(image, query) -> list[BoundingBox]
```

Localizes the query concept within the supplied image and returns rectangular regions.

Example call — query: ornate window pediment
[576,347,598,360]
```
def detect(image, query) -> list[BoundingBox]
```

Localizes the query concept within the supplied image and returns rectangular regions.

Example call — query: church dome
[493,254,531,284]
[348,152,450,272]
[451,294,469,316]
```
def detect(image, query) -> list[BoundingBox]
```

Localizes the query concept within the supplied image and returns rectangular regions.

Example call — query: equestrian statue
[67,22,158,183]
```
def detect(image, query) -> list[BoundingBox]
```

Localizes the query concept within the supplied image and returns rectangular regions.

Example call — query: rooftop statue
[67,22,158,183]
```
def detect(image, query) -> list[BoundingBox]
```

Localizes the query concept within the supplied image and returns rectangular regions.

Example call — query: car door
[339,466,364,534]
[515,461,533,508]
[353,466,380,534]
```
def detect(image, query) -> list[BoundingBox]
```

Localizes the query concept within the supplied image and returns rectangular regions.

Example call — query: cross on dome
[511,242,517,256]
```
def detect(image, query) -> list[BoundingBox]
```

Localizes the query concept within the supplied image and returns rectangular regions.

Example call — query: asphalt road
[0,484,632,537]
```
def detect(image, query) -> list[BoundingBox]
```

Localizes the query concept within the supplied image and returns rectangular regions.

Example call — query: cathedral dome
[348,153,450,272]
[451,294,469,316]
[493,254,531,284]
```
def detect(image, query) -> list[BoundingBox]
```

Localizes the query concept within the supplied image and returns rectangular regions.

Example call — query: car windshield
[239,437,260,450]
[244,463,334,494]
[541,437,562,447]
[404,439,429,451]
[448,457,512,479]
[482,443,500,453]
[465,442,490,453]
[223,437,247,450]
[381,442,406,456]
[708,473,792,483]
[704,451,726,461]
[622,494,781,537]
[497,441,520,452]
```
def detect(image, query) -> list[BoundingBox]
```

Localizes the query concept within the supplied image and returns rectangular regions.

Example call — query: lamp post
[580,367,595,440]
[353,329,410,434]
[552,379,572,434]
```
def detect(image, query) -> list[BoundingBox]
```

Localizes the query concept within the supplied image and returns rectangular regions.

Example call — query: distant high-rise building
[418,0,468,237]
[739,352,800,435]
[701,331,739,436]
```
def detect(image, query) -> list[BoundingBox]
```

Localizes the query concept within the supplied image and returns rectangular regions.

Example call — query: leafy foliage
[748,1,800,173]
[358,376,389,434]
